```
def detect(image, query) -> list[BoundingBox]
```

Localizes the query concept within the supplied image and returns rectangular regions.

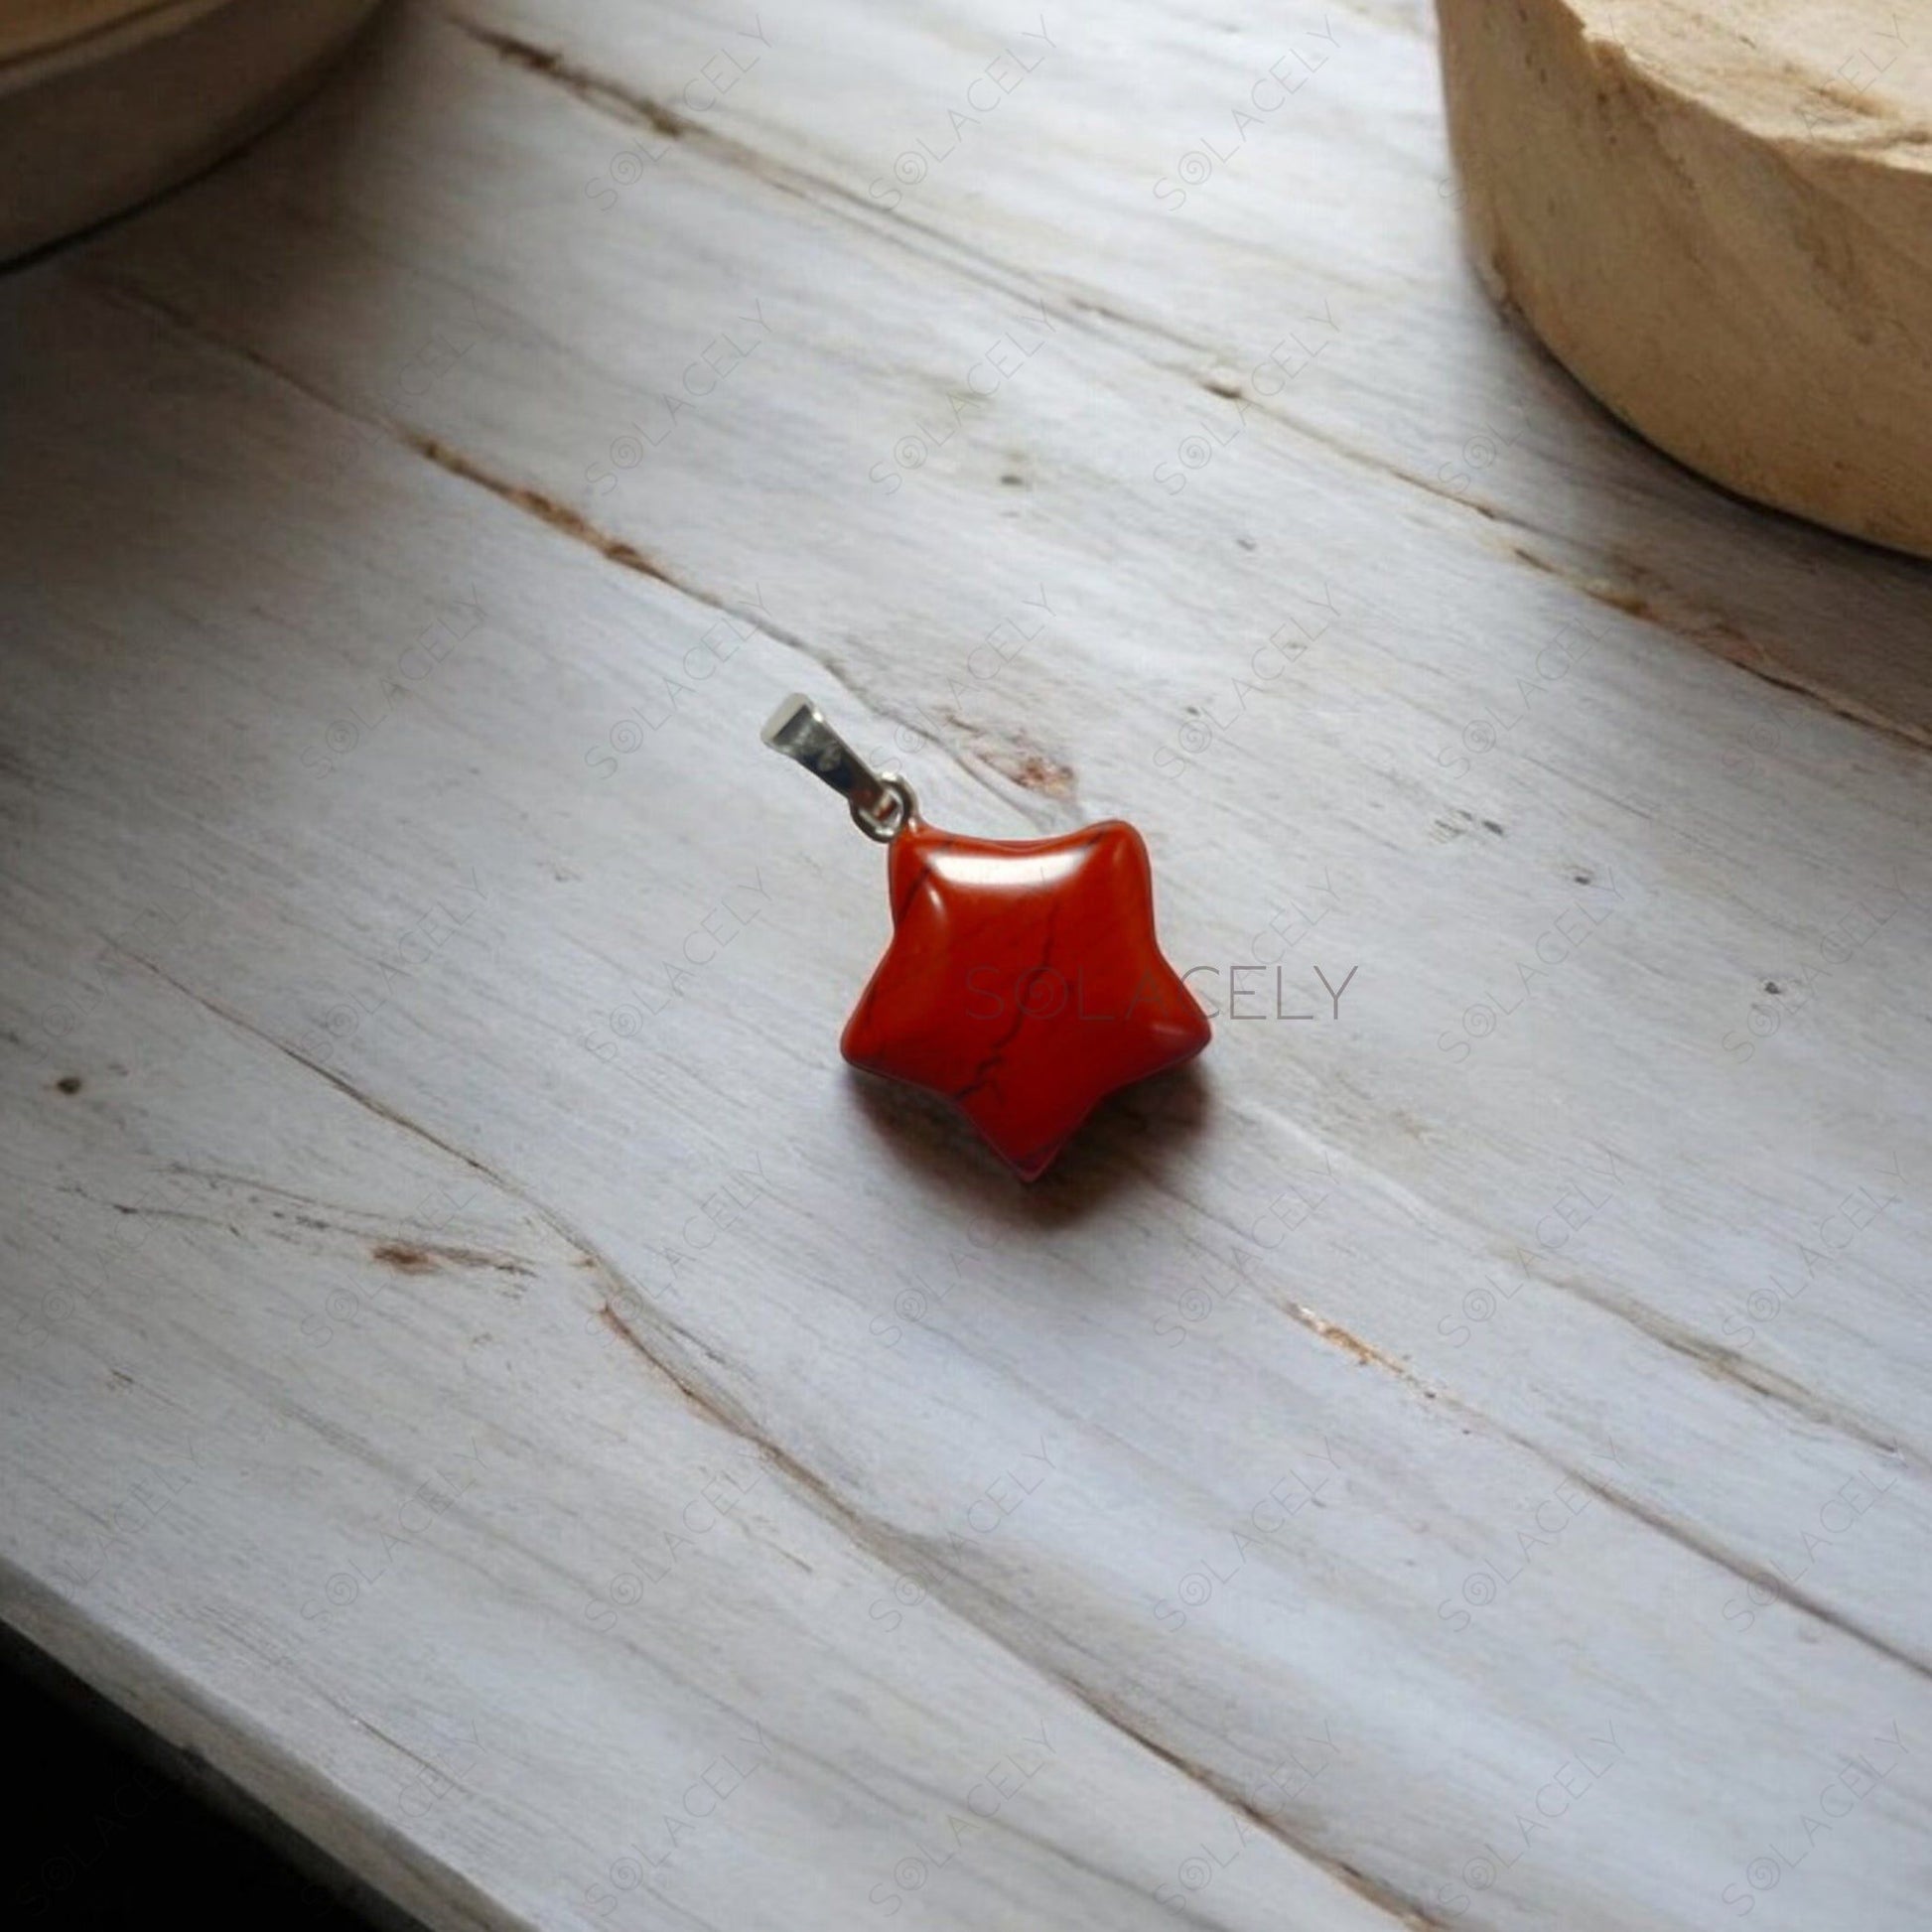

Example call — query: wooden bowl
[0,0,382,263]
[1439,0,1932,559]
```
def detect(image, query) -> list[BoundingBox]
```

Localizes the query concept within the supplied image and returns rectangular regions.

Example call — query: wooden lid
[1441,0,1932,558]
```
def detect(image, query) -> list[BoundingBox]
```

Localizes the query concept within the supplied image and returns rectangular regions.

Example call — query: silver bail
[761,693,917,842]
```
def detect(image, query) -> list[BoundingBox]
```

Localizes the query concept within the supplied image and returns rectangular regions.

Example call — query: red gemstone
[841,815,1211,1178]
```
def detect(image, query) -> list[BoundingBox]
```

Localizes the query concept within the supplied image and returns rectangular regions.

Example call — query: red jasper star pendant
[763,695,1210,1179]
[844,816,1208,1176]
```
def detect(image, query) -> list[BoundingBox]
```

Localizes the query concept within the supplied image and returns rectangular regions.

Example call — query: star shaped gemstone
[841,814,1211,1178]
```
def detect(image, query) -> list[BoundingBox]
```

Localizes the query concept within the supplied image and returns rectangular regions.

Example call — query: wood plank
[437,0,1932,740]
[0,4,1928,1930]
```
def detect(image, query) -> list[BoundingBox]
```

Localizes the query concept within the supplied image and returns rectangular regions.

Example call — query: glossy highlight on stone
[841,815,1211,1178]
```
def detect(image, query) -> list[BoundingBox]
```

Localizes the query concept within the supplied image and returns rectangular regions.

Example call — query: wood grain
[1,4,1929,1929]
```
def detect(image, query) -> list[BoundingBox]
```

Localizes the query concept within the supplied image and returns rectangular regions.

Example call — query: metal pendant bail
[761,693,918,842]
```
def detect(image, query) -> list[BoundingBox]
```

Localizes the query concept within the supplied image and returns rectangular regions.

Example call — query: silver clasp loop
[761,693,918,842]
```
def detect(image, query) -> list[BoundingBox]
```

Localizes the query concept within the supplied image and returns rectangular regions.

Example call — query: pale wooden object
[2,3,1931,1930]
[0,0,380,262]
[1439,0,1932,558]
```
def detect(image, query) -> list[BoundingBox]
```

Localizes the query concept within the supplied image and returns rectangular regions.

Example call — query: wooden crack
[112,950,1445,1926]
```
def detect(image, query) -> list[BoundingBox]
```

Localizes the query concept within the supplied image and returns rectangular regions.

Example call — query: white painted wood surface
[2,3,1929,1929]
